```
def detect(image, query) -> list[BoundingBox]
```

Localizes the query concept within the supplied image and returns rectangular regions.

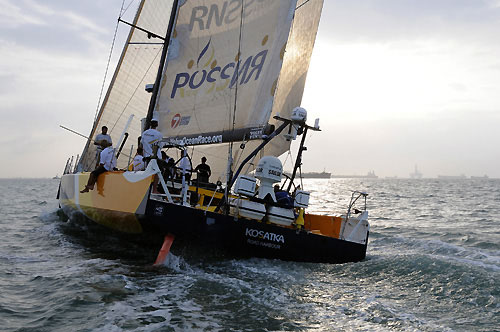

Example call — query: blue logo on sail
[170,39,268,99]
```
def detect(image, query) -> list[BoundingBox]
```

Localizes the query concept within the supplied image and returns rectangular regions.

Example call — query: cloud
[320,0,500,45]
[0,0,106,33]
[0,0,114,57]
[1,0,108,34]
[488,0,500,8]
[0,0,46,27]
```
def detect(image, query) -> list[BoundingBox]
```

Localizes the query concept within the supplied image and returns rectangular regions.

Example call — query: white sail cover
[155,0,298,143]
[78,0,175,171]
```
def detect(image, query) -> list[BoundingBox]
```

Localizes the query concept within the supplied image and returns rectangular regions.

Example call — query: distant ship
[283,171,331,179]
[437,175,467,179]
[410,165,422,179]
[331,171,378,179]
[470,175,489,179]
[300,171,331,179]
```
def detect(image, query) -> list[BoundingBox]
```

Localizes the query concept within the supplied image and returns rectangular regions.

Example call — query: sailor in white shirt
[179,151,192,183]
[141,118,162,160]
[142,118,163,193]
[100,144,117,171]
[132,147,145,171]
[94,126,112,166]
[81,140,116,193]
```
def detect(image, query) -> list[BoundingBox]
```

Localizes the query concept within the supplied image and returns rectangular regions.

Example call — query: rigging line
[304,130,314,147]
[296,0,312,11]
[121,0,137,17]
[226,0,246,178]
[94,0,126,123]
[284,148,294,169]
[231,2,245,132]
[243,151,259,175]
[234,144,245,167]
[189,146,195,161]
[110,47,163,133]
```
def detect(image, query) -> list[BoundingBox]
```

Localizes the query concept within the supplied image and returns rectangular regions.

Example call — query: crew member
[142,118,162,161]
[94,126,112,166]
[81,140,116,193]
[178,151,192,183]
[274,185,294,208]
[132,147,145,171]
[161,151,174,180]
[194,156,211,184]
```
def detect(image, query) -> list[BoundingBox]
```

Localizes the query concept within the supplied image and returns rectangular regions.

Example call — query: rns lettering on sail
[188,0,267,31]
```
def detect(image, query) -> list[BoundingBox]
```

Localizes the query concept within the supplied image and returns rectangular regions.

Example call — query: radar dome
[255,156,283,201]
[291,107,307,122]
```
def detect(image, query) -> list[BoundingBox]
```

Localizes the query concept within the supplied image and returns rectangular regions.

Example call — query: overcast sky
[1,0,499,178]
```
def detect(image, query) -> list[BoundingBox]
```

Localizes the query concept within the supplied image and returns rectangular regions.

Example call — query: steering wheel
[281,172,298,193]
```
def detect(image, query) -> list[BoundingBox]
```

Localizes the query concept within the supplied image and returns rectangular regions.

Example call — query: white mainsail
[78,0,175,171]
[156,0,324,181]
[155,0,298,141]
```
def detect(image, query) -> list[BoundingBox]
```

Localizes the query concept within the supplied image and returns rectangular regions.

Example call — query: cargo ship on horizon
[331,171,378,179]
[285,171,331,179]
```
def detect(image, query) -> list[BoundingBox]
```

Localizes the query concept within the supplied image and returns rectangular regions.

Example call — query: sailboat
[58,0,370,264]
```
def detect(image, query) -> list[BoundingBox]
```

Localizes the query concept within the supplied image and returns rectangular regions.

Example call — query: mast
[144,0,180,131]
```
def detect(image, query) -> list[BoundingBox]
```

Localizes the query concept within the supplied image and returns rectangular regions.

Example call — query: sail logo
[171,114,181,128]
[245,228,285,244]
[188,0,266,32]
[171,114,191,128]
[170,39,268,99]
[249,128,264,140]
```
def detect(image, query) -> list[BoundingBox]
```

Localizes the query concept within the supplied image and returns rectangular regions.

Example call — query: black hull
[135,199,368,264]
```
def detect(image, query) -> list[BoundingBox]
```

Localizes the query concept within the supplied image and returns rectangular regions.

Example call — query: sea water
[0,178,498,332]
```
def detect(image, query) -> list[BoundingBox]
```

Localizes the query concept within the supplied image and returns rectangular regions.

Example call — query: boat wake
[370,233,500,273]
